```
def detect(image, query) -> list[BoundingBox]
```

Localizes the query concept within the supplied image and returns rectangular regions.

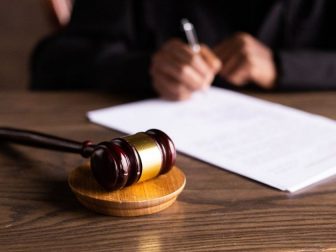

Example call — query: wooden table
[1,90,336,251]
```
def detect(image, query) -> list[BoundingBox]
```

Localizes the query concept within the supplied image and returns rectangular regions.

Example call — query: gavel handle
[0,127,94,157]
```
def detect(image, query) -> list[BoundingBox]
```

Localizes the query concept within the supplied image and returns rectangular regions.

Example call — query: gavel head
[89,129,176,191]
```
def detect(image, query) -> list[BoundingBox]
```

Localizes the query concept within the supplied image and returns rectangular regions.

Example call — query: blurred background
[0,0,72,90]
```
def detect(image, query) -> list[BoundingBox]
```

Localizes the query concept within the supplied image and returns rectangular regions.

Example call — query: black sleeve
[275,50,336,90]
[272,0,336,90]
[30,0,155,94]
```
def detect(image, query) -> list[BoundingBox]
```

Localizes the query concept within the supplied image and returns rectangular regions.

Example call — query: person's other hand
[214,32,276,89]
[150,39,221,100]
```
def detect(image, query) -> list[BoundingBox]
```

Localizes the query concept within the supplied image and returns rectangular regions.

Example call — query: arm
[214,32,336,90]
[276,50,336,90]
[31,0,154,93]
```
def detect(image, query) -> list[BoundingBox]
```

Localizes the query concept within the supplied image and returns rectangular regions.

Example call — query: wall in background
[0,0,53,90]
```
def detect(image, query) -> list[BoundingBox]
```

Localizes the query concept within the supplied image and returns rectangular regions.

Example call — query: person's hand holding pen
[150,20,221,100]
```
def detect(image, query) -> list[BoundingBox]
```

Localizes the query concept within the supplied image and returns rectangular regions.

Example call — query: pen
[181,18,200,53]
[181,18,209,94]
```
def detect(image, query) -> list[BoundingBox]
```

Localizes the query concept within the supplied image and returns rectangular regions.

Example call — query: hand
[150,39,221,100]
[214,32,276,89]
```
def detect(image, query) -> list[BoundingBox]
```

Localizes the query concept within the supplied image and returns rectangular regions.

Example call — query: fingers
[151,47,204,91]
[199,45,222,72]
[214,32,276,89]
[213,37,239,65]
[163,40,210,78]
[151,70,192,101]
[150,39,220,100]
[225,55,250,86]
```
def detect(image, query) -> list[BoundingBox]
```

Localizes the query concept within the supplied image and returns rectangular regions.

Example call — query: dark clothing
[31,0,336,92]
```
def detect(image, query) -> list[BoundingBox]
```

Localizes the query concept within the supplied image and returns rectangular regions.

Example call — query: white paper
[87,87,336,192]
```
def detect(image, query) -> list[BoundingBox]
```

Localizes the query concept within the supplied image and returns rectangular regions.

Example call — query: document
[87,87,336,192]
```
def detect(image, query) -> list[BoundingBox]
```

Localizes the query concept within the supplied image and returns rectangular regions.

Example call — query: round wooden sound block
[68,164,186,217]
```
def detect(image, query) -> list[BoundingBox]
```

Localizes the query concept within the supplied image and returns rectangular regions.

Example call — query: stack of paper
[87,87,336,192]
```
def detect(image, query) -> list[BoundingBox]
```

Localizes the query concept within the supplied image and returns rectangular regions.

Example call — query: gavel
[0,127,176,191]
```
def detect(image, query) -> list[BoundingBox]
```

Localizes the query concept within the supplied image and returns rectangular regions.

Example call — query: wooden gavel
[0,127,176,191]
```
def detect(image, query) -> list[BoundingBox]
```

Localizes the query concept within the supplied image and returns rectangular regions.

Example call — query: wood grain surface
[1,90,336,251]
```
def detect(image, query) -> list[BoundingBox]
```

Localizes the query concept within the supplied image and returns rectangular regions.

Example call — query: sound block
[68,164,186,217]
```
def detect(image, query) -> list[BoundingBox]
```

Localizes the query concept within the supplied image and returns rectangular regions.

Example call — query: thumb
[199,45,222,73]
